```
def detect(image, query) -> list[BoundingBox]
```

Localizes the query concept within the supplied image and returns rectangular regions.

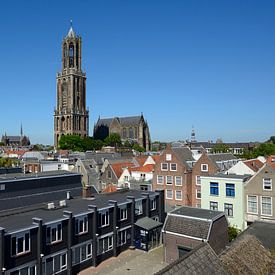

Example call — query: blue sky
[0,0,274,145]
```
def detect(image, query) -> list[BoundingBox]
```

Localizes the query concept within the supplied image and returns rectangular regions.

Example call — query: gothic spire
[67,20,76,38]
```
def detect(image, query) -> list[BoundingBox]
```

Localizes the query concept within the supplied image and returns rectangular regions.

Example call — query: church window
[123,128,127,138]
[69,43,74,68]
[129,128,134,139]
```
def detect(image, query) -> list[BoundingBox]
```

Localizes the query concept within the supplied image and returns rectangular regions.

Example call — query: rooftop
[201,173,251,180]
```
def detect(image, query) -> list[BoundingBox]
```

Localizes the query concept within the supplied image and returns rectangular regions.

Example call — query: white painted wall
[226,161,255,176]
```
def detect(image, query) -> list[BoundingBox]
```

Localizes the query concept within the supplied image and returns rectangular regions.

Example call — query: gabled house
[191,152,237,208]
[152,145,194,210]
[244,163,275,227]
[226,158,264,176]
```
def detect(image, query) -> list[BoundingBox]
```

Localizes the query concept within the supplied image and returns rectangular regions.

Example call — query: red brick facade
[152,146,192,207]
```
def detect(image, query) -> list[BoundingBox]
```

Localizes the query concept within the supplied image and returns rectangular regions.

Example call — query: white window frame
[72,242,92,265]
[120,207,127,221]
[157,175,164,185]
[247,195,258,214]
[166,189,173,200]
[175,176,182,186]
[42,251,67,274]
[46,223,62,244]
[11,231,31,257]
[210,201,218,211]
[161,163,168,171]
[97,235,113,255]
[166,175,173,185]
[201,164,208,172]
[224,203,233,217]
[135,200,143,215]
[263,178,272,191]
[261,196,272,216]
[175,190,182,201]
[100,211,110,227]
[150,198,157,210]
[75,216,88,235]
[117,229,127,246]
[196,175,201,186]
[166,154,172,161]
[170,163,177,171]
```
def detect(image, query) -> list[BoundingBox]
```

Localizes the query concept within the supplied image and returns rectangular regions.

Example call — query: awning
[135,217,162,231]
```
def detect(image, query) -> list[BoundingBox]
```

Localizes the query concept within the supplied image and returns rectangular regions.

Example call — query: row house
[201,174,251,230]
[152,145,237,210]
[244,163,275,227]
[0,189,165,274]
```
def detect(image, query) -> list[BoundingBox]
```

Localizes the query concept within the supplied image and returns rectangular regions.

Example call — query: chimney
[66,191,71,200]
[82,186,92,198]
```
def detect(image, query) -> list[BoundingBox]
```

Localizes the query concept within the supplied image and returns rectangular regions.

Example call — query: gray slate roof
[135,217,162,231]
[207,153,236,163]
[171,147,194,168]
[96,116,142,127]
[164,215,211,240]
[155,242,228,275]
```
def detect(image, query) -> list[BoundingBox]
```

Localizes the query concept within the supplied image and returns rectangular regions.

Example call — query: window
[175,176,182,186]
[119,207,127,221]
[263,178,272,190]
[161,163,168,171]
[247,195,257,214]
[201,164,208,172]
[150,198,157,210]
[196,176,201,186]
[11,232,30,256]
[107,170,112,179]
[97,235,113,255]
[170,163,177,171]
[226,183,235,197]
[42,252,67,274]
[75,216,88,235]
[261,196,272,216]
[224,203,233,217]
[166,154,172,161]
[157,175,164,184]
[166,175,173,185]
[135,200,143,215]
[72,242,92,265]
[175,190,182,201]
[166,189,173,200]
[210,201,218,211]
[99,211,110,227]
[0,184,5,191]
[196,189,201,199]
[210,182,219,196]
[117,229,127,246]
[10,264,36,275]
[46,223,62,244]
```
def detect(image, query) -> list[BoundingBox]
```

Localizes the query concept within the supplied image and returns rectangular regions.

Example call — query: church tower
[54,24,89,147]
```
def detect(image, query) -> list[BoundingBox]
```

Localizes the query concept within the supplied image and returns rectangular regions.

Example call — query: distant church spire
[20,123,23,137]
[191,126,196,143]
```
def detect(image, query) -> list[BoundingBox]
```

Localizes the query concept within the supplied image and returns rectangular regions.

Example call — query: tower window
[69,43,74,67]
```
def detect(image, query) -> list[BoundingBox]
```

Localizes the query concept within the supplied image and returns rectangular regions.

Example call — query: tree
[210,144,230,154]
[228,226,241,242]
[0,158,19,168]
[104,133,121,148]
[82,137,104,151]
[58,135,84,151]
[267,136,275,144]
[132,143,145,152]
[0,142,4,146]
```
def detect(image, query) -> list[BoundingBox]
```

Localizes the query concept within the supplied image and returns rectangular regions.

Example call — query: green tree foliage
[104,133,121,147]
[58,135,104,152]
[267,136,275,144]
[0,142,4,146]
[210,144,230,153]
[228,226,241,242]
[132,143,145,152]
[0,158,19,167]
[243,143,275,159]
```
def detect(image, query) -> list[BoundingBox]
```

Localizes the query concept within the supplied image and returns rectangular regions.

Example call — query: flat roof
[0,189,157,232]
[201,173,251,180]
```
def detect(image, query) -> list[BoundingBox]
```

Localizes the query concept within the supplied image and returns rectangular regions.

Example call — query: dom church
[54,26,89,147]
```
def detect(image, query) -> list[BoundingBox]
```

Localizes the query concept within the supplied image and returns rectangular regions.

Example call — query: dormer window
[46,223,62,244]
[75,216,88,235]
[99,210,110,227]
[11,231,30,256]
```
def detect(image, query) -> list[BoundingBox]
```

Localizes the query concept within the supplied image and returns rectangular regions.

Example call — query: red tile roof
[243,159,265,172]
[152,155,160,163]
[102,184,117,193]
[4,150,26,156]
[266,155,275,169]
[130,164,154,173]
[111,162,135,179]
[135,156,148,166]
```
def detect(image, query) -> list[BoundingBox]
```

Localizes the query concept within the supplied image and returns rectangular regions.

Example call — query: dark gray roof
[171,147,194,168]
[164,215,211,240]
[192,142,251,149]
[171,206,224,220]
[135,217,162,231]
[0,189,157,232]
[207,153,237,163]
[85,152,122,164]
[96,116,143,127]
[241,221,275,250]
[155,243,228,275]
